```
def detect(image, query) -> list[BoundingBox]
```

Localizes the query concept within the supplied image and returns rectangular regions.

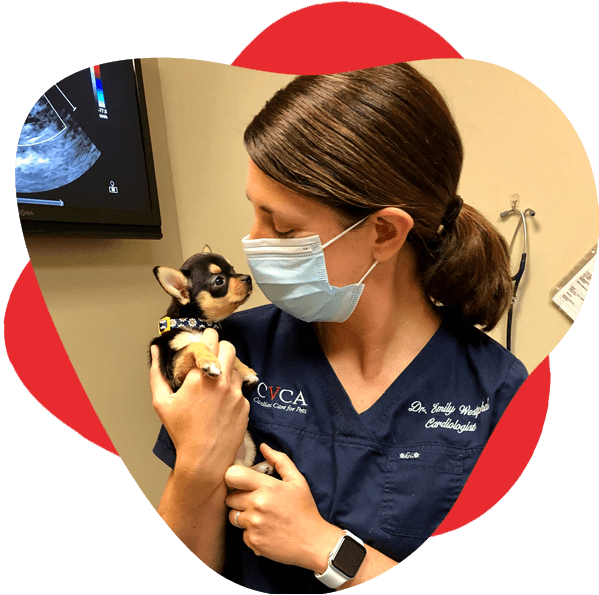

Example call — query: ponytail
[245,63,514,331]
[419,203,513,331]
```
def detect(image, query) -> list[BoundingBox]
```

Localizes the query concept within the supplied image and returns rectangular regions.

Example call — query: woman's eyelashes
[270,216,295,237]
[273,228,295,238]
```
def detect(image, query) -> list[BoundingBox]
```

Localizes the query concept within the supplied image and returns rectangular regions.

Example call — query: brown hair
[244,63,512,331]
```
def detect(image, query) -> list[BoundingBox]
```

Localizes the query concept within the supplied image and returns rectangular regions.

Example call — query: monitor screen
[16,59,162,239]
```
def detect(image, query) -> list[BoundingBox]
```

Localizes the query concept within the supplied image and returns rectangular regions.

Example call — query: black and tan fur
[150,245,271,472]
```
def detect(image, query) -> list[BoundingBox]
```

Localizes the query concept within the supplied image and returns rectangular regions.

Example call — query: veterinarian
[150,63,528,592]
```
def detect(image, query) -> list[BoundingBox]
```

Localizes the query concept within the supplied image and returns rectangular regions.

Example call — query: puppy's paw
[201,361,222,377]
[252,461,275,475]
[242,373,259,388]
[235,359,259,389]
[183,342,222,378]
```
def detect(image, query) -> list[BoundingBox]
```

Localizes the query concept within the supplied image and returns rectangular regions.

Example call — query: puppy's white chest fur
[167,329,265,469]
[170,330,222,378]
[169,330,205,352]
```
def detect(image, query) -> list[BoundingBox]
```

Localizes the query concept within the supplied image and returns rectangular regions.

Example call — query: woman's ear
[371,207,414,262]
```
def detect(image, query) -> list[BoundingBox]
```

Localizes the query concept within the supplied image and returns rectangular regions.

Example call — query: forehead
[245,158,335,223]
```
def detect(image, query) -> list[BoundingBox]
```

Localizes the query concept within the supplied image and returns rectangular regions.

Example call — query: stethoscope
[500,199,535,352]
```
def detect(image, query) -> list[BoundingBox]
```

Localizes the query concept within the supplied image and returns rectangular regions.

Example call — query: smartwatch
[315,530,367,589]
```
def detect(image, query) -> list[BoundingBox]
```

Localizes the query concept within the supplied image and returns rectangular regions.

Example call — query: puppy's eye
[213,276,225,286]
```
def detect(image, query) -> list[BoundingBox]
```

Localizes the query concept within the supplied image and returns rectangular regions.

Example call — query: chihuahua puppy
[151,245,271,473]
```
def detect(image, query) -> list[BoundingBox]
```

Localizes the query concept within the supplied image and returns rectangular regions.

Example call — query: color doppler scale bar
[90,65,108,120]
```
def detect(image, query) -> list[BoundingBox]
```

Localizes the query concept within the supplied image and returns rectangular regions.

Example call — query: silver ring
[234,510,242,529]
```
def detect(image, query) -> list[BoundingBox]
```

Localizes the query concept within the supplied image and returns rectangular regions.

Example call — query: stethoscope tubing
[501,208,535,352]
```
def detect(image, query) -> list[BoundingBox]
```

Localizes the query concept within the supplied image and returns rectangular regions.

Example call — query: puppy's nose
[240,275,252,287]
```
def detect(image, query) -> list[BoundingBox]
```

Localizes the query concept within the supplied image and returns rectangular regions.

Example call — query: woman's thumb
[260,443,302,483]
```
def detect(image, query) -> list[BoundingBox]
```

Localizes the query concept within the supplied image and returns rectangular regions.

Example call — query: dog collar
[158,317,222,334]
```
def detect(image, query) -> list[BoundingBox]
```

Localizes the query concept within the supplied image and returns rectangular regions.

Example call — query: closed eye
[274,228,294,238]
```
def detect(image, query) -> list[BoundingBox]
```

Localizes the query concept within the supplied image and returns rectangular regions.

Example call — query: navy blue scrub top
[154,305,528,593]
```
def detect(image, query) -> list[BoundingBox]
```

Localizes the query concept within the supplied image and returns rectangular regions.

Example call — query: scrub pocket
[379,444,466,539]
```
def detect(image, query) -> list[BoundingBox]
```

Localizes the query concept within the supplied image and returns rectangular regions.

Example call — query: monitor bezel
[17,58,162,240]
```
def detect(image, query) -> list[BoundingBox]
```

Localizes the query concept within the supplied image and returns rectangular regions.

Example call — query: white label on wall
[552,250,596,321]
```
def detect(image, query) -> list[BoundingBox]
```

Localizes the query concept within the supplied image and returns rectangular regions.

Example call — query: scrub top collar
[291,313,451,441]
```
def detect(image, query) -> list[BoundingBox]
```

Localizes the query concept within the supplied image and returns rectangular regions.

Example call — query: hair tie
[437,195,464,236]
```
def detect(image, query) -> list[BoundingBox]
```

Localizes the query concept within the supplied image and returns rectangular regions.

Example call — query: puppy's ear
[202,244,212,254]
[153,266,190,305]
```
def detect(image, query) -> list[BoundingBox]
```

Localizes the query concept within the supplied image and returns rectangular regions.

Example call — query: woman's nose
[248,218,264,240]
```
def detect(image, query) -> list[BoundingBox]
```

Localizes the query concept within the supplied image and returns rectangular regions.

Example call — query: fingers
[260,444,303,483]
[216,340,240,381]
[225,487,252,514]
[200,327,219,355]
[200,328,240,384]
[225,464,274,492]
[229,508,242,529]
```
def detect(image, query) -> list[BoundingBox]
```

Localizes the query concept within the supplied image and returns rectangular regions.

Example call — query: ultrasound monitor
[16,59,162,239]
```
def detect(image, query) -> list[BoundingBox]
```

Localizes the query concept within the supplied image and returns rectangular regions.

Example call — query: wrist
[172,455,228,498]
[314,530,368,589]
[306,523,345,575]
[174,434,242,482]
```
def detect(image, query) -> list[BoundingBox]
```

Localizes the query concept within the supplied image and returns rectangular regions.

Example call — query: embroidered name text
[425,418,477,433]
[459,399,490,418]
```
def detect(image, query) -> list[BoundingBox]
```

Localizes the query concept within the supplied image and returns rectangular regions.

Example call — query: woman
[150,63,528,593]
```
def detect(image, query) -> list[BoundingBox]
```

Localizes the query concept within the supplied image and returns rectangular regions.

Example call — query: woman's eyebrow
[246,192,276,216]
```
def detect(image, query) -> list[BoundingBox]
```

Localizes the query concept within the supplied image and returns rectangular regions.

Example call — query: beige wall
[25,58,598,509]
[155,59,294,276]
[25,59,184,506]
[415,60,598,370]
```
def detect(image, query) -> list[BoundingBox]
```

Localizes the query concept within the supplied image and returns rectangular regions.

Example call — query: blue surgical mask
[242,216,377,323]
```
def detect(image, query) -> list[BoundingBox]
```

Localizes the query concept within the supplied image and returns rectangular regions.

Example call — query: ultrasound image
[15,91,101,194]
[15,60,155,219]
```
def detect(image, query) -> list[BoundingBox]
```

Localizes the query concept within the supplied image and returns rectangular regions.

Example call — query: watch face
[331,536,367,578]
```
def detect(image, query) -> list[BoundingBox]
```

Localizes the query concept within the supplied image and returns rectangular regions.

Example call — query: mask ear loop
[321,214,378,284]
[358,261,378,283]
[321,215,371,249]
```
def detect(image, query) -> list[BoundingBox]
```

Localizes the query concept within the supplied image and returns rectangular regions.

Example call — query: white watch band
[314,531,365,589]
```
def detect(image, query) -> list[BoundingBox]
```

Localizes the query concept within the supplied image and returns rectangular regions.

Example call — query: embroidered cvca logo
[253,382,309,414]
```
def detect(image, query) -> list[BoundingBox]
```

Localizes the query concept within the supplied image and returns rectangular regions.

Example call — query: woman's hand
[224,443,344,573]
[150,328,250,482]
